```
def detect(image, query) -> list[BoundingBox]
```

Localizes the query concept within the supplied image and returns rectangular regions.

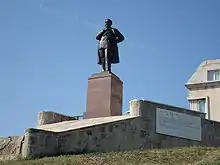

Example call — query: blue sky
[0,0,220,136]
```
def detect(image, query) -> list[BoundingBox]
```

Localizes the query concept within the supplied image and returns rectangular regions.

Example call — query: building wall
[21,100,220,158]
[186,59,220,121]
[187,60,220,84]
[188,86,220,121]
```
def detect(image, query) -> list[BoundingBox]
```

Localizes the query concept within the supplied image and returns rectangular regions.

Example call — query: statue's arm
[96,30,105,40]
[115,29,125,43]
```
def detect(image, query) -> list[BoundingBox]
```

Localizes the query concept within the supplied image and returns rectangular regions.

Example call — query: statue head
[105,19,112,28]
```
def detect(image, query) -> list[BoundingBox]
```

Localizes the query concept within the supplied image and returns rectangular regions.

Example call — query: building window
[207,69,220,81]
[198,99,206,113]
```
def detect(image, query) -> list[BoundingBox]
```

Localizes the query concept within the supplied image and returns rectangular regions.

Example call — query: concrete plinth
[85,71,123,119]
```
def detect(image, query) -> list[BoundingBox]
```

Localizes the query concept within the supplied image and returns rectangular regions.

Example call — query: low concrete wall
[129,99,205,118]
[21,99,220,158]
[37,111,76,126]
[22,117,200,157]
[0,136,24,161]
[129,99,220,147]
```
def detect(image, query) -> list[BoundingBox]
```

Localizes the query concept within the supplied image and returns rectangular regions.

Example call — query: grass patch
[1,147,220,165]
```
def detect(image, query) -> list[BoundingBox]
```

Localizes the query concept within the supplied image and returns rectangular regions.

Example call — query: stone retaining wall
[0,136,24,161]
[37,111,76,126]
[22,116,200,157]
[21,100,220,158]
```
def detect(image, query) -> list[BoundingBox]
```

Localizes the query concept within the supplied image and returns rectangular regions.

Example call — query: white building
[185,59,220,121]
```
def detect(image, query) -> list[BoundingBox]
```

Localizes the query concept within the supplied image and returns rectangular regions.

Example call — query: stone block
[85,71,123,119]
[37,111,76,126]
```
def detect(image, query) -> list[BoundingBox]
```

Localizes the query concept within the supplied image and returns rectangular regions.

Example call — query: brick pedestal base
[85,71,123,119]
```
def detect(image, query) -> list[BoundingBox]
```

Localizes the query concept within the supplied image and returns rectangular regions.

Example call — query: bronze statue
[96,19,125,72]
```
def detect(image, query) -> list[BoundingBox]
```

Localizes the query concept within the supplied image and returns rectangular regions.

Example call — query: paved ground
[37,115,136,132]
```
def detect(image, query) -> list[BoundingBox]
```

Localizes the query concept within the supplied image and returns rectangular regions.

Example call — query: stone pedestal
[85,71,123,119]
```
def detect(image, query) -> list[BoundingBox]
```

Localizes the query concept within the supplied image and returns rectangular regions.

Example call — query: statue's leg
[101,53,105,71]
[104,49,109,71]
[102,61,105,71]
[107,48,113,72]
[99,49,105,71]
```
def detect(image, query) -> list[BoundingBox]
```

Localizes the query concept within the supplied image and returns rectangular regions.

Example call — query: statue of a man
[96,19,125,72]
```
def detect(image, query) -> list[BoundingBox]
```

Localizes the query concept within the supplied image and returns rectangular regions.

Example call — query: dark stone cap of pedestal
[89,71,122,82]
